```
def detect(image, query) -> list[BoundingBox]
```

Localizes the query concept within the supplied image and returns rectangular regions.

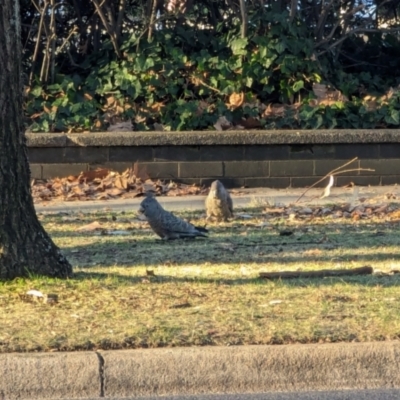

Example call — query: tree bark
[0,0,72,279]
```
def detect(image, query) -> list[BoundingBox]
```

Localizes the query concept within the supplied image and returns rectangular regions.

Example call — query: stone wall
[26,130,400,188]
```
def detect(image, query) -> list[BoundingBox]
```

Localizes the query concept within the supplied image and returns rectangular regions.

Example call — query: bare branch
[239,0,247,38]
[116,0,127,43]
[91,0,122,58]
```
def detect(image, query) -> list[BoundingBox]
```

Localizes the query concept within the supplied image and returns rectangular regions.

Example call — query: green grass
[2,202,400,352]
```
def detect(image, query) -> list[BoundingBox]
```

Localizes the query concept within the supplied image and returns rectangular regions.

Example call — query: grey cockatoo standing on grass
[139,195,208,240]
[205,180,233,221]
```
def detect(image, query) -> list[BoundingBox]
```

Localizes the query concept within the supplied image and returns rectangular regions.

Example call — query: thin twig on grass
[295,157,375,203]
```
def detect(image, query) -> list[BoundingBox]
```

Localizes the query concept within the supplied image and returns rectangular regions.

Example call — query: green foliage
[23,7,400,132]
[264,93,400,130]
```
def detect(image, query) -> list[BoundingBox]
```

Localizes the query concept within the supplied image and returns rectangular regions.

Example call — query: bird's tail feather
[195,226,209,233]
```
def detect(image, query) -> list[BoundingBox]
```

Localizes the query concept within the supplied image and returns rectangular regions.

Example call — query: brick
[174,178,202,186]
[109,146,153,162]
[245,145,289,160]
[290,177,328,188]
[381,175,400,185]
[154,146,244,162]
[336,176,381,186]
[289,145,335,160]
[334,144,380,159]
[179,162,223,178]
[201,178,245,188]
[224,161,269,177]
[42,164,88,179]
[29,164,42,179]
[28,147,65,163]
[140,162,179,179]
[154,146,200,161]
[64,147,109,163]
[380,144,400,158]
[314,160,359,176]
[360,159,400,175]
[200,146,245,161]
[270,161,313,177]
[244,177,290,188]
[89,162,133,173]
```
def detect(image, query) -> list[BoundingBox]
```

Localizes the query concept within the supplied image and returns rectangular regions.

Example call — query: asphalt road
[66,389,400,400]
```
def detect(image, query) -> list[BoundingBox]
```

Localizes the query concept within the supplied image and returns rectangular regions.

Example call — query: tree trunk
[0,0,72,279]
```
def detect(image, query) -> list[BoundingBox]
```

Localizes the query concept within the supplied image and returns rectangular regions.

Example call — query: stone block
[201,178,245,188]
[64,147,109,163]
[139,162,179,179]
[153,146,201,161]
[270,160,313,177]
[289,144,335,160]
[109,146,154,162]
[244,145,289,160]
[179,162,223,178]
[224,161,269,177]
[42,164,88,179]
[29,164,42,179]
[381,175,400,185]
[334,144,380,159]
[28,148,65,163]
[314,159,359,176]
[360,159,400,175]
[380,144,400,158]
[244,177,290,188]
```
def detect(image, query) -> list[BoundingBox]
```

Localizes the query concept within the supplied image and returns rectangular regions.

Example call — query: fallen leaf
[26,289,44,298]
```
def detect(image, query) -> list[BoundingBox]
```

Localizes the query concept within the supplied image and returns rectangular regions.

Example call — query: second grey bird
[205,180,233,221]
[139,195,208,240]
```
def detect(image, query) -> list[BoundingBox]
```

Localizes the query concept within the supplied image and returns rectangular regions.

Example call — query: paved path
[34,185,399,214]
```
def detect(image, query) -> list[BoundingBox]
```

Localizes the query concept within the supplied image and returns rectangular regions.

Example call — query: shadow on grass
[73,270,400,288]
[58,227,400,268]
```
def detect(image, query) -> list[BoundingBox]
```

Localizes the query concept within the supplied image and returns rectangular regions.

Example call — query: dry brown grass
[2,202,400,353]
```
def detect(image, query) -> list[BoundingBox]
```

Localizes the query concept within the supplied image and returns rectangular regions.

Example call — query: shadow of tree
[72,270,400,288]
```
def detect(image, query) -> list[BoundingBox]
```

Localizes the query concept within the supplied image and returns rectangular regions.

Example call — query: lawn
[1,199,400,352]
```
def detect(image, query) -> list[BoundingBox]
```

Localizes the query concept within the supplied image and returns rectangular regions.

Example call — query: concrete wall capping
[26,129,400,148]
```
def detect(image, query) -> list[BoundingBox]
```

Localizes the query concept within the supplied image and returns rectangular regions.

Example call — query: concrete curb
[0,351,100,399]
[2,342,400,399]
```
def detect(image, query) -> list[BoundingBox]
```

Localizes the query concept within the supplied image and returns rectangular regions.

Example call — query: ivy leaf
[292,80,304,92]
[230,38,247,55]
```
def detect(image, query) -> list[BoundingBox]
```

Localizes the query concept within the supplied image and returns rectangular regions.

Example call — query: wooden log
[259,265,373,280]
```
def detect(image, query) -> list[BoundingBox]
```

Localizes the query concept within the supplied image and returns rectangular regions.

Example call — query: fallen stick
[259,265,373,280]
